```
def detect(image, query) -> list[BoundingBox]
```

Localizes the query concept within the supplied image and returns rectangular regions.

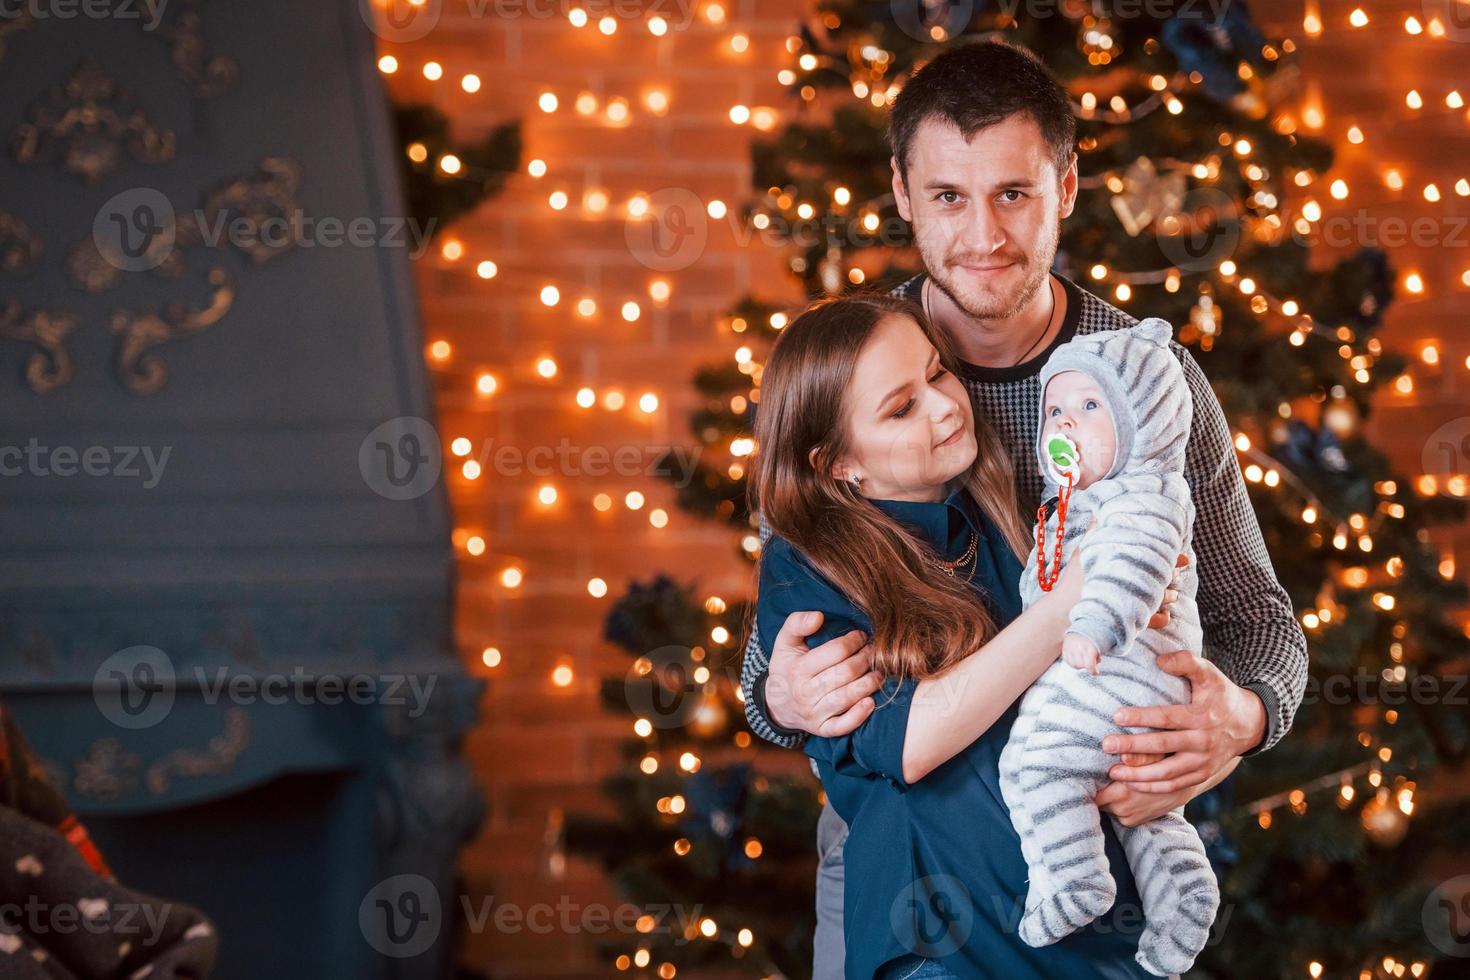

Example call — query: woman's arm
[901,562,1083,783]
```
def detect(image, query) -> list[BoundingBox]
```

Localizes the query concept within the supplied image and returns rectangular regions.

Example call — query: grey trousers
[814,799,849,980]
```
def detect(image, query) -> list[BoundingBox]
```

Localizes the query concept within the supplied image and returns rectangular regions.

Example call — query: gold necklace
[933,531,978,581]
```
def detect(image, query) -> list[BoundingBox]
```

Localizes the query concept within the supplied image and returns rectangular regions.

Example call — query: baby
[996,318,1220,977]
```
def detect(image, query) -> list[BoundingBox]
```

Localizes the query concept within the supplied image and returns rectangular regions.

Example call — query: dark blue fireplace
[0,3,482,977]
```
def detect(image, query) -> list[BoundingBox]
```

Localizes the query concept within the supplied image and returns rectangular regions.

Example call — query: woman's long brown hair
[750,292,1030,684]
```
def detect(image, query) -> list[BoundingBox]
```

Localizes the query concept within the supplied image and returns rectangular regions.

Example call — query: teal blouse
[756,480,1155,980]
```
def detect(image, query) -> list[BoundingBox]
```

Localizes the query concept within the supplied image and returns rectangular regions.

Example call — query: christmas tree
[569,4,1470,977]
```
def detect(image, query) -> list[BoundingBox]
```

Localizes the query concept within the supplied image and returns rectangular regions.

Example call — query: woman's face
[828,314,977,502]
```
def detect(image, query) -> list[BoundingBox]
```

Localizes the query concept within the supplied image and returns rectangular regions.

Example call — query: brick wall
[374,1,1470,974]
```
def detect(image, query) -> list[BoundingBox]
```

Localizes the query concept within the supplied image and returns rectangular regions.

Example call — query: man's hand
[1101,650,1266,793]
[764,610,883,737]
[1095,777,1196,827]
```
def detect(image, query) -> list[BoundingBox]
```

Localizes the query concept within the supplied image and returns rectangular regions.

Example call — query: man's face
[893,113,1077,321]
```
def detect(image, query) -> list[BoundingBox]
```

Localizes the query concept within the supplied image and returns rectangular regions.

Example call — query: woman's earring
[847,473,862,489]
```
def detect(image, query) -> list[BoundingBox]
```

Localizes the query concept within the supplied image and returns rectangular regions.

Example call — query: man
[738,40,1308,978]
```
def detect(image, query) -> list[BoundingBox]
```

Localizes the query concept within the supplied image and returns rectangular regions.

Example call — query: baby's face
[1041,371,1116,489]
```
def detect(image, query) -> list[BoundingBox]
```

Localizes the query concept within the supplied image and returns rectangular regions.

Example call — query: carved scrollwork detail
[0,212,42,274]
[0,304,79,394]
[155,0,239,99]
[202,157,305,265]
[110,265,234,396]
[11,62,176,184]
[0,10,32,65]
[74,737,143,802]
[71,708,251,801]
[146,707,250,795]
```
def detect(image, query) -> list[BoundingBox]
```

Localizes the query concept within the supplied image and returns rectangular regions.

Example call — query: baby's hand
[1062,633,1101,674]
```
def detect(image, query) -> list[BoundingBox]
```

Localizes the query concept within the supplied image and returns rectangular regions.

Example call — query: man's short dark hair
[888,40,1076,185]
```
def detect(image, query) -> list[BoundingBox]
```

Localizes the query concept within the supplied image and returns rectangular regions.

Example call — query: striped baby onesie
[998,319,1220,977]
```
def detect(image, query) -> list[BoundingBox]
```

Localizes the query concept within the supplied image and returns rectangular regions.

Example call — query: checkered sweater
[740,274,1307,756]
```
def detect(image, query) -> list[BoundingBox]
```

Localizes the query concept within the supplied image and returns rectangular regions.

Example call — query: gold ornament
[1110,157,1187,238]
[1361,787,1409,847]
[688,689,728,737]
[1322,396,1360,438]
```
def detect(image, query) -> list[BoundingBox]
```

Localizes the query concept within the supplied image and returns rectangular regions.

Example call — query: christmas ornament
[1322,395,1360,439]
[1077,14,1121,64]
[1189,291,1220,338]
[1159,1,1266,103]
[1328,249,1395,330]
[1360,787,1409,847]
[1110,157,1187,237]
[688,689,729,738]
[819,246,843,294]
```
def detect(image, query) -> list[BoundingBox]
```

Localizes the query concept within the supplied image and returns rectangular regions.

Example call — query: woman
[750,293,1166,979]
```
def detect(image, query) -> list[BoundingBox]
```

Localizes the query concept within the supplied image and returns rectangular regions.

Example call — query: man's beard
[919,222,1060,322]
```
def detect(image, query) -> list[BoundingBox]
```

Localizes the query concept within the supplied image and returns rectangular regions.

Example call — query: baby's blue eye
[1048,406,1060,417]
[1085,399,1099,410]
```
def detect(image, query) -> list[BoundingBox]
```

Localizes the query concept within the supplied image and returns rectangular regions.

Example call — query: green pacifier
[1044,432,1082,486]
